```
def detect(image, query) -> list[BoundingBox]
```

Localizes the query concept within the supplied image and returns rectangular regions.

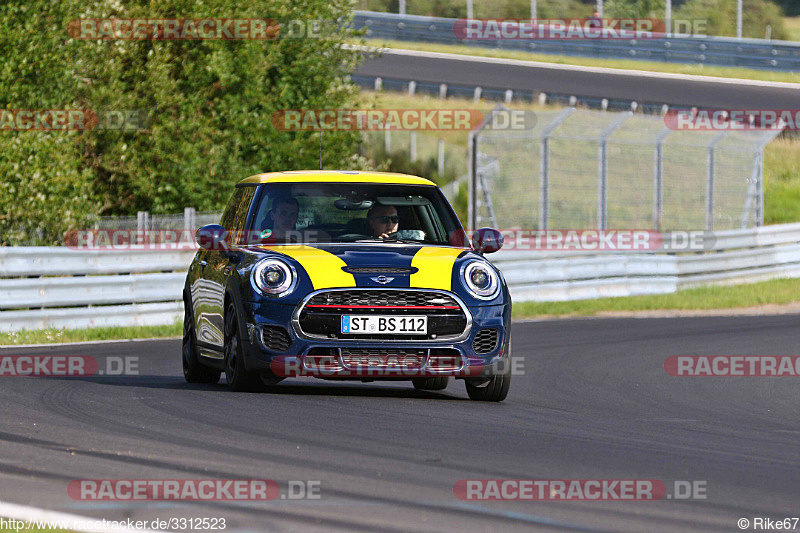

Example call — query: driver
[367,204,399,239]
[261,195,299,242]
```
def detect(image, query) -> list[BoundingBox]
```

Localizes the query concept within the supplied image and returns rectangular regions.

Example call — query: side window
[220,186,256,244]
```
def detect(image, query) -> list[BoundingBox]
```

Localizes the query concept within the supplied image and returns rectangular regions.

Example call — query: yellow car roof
[238,170,436,186]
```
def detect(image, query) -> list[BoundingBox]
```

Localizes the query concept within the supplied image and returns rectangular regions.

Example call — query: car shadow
[36,374,466,400]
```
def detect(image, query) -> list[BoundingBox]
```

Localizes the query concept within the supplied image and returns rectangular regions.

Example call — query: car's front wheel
[465,340,511,402]
[224,302,263,392]
[182,301,221,384]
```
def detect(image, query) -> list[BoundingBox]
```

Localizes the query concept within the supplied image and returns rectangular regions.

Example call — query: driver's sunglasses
[372,215,400,224]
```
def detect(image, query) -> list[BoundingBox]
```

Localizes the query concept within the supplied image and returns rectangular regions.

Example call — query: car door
[195,186,257,350]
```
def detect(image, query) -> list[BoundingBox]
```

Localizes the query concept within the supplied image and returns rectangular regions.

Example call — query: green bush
[675,0,788,39]
[0,0,365,245]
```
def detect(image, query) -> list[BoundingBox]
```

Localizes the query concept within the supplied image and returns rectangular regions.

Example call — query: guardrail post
[538,107,575,230]
[654,127,671,231]
[439,83,447,99]
[384,124,391,153]
[706,132,728,231]
[597,111,632,229]
[410,131,417,161]
[408,80,416,96]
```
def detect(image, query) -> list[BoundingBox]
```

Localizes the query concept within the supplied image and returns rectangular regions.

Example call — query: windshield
[245,182,465,246]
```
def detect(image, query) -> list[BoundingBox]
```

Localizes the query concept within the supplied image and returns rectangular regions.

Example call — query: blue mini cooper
[182,171,511,401]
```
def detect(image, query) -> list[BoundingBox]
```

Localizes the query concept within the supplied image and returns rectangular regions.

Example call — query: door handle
[198,260,208,267]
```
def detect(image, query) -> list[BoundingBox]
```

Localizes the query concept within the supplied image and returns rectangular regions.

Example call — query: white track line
[0,500,165,533]
[350,44,800,89]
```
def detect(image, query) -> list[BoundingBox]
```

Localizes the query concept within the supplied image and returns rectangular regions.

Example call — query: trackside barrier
[352,11,800,71]
[2,223,800,332]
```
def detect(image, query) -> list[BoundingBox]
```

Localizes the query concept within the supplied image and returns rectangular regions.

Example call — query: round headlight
[252,258,296,297]
[462,260,500,300]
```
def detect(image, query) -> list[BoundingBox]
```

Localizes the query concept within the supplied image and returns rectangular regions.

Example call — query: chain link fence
[88,208,221,232]
[469,105,781,231]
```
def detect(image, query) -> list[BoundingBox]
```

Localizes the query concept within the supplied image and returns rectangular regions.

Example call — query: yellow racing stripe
[260,245,355,290]
[410,247,464,291]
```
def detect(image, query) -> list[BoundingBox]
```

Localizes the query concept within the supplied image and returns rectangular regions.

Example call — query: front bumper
[241,298,510,379]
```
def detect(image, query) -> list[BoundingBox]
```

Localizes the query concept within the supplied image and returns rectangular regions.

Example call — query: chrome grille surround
[292,288,473,342]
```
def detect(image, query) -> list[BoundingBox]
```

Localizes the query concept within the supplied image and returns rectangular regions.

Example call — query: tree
[0,0,365,244]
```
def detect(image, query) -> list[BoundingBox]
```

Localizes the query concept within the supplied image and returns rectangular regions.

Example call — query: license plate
[341,315,427,334]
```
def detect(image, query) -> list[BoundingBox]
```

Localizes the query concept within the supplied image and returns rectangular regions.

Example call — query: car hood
[252,243,493,299]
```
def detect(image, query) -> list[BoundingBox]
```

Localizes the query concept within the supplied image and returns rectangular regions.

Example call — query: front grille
[473,328,499,354]
[341,348,426,369]
[260,326,291,352]
[302,348,465,372]
[296,289,469,341]
[306,290,459,308]
[345,267,416,274]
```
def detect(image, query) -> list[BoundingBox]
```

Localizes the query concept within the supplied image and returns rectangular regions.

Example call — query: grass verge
[0,322,182,346]
[359,39,800,84]
[512,278,800,319]
[786,17,800,41]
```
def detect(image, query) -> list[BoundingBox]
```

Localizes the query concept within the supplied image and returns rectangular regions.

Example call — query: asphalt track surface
[354,50,800,109]
[1,315,799,532]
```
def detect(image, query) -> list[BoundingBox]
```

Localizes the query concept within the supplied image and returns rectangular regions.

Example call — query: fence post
[706,132,728,231]
[384,125,391,153]
[437,139,445,176]
[654,127,671,231]
[468,130,478,230]
[597,112,632,230]
[538,108,575,230]
[410,131,417,161]
[184,207,196,232]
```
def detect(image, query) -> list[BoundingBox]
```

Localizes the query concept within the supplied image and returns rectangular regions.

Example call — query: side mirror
[472,227,504,254]
[195,224,228,250]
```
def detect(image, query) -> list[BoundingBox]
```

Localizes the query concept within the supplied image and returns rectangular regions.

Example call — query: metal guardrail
[0,248,196,333]
[353,11,800,71]
[492,223,800,301]
[2,223,800,332]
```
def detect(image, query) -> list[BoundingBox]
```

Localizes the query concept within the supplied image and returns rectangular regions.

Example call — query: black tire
[465,338,511,402]
[412,376,450,391]
[182,301,221,384]
[465,372,510,402]
[223,302,263,392]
